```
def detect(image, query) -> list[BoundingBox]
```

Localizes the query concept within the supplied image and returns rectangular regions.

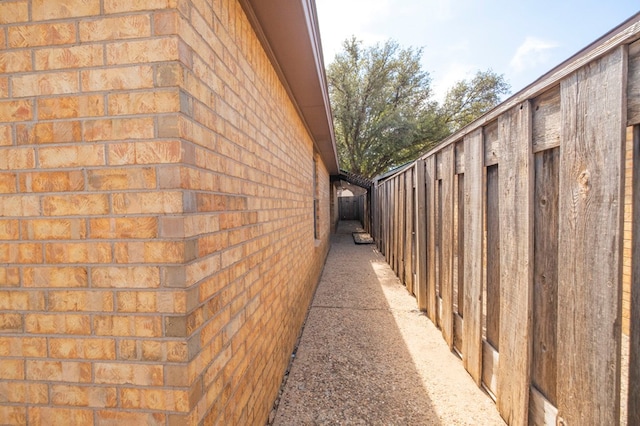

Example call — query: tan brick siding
[0,1,331,424]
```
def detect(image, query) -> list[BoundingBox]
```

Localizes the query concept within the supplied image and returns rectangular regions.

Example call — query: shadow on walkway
[273,221,505,425]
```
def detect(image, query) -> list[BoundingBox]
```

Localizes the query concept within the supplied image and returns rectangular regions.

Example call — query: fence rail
[372,13,640,426]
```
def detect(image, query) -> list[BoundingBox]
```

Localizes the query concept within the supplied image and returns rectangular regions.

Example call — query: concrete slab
[272,221,506,425]
[352,232,374,244]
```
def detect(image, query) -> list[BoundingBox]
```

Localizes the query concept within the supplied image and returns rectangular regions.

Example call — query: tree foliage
[439,69,511,132]
[328,37,433,178]
[327,38,510,178]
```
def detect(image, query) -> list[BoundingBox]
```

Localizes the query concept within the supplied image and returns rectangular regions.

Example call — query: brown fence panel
[557,46,626,426]
[531,148,560,408]
[390,179,396,267]
[530,85,561,420]
[398,175,405,278]
[405,169,415,294]
[425,156,438,323]
[453,172,464,353]
[440,146,455,348]
[630,124,640,426]
[370,16,639,426]
[462,128,484,385]
[496,102,533,426]
[415,160,428,311]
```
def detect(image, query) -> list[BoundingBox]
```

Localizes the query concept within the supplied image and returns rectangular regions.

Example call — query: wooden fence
[338,195,366,225]
[372,14,640,426]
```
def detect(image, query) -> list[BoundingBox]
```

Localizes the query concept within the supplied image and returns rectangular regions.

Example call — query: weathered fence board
[455,141,465,174]
[557,46,626,426]
[485,165,500,350]
[391,178,397,268]
[426,156,438,322]
[629,124,640,426]
[496,102,533,426]
[462,128,484,385]
[415,160,428,311]
[529,386,558,425]
[453,314,463,355]
[483,340,499,398]
[628,39,640,125]
[456,172,465,317]
[405,170,414,294]
[454,171,465,354]
[484,120,499,166]
[532,147,559,405]
[532,86,561,153]
[440,145,455,349]
[398,174,405,279]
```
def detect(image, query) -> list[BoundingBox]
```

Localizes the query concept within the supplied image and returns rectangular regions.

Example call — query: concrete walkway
[273,221,505,425]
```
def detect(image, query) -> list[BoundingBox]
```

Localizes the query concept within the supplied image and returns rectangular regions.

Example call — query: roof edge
[239,0,340,174]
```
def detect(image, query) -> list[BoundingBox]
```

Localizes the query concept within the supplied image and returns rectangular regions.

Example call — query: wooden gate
[338,196,358,220]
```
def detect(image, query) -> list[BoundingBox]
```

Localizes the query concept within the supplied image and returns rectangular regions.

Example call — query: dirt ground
[272,221,505,425]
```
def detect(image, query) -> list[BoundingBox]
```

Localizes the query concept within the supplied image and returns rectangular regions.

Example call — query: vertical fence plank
[383,183,389,257]
[483,163,500,399]
[463,128,484,385]
[441,145,455,348]
[396,173,406,282]
[627,40,640,126]
[426,155,438,323]
[397,176,403,276]
[453,171,464,354]
[532,147,559,406]
[392,178,398,270]
[385,182,391,263]
[496,101,533,426]
[390,180,395,268]
[379,184,382,253]
[415,159,428,311]
[457,174,465,317]
[629,124,640,426]
[381,183,386,257]
[391,179,396,265]
[405,169,415,294]
[557,47,626,426]
[485,164,501,350]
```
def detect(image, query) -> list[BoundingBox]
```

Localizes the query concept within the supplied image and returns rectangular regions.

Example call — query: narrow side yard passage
[273,221,505,425]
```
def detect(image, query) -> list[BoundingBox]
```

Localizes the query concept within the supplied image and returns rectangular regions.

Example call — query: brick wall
[0,1,332,424]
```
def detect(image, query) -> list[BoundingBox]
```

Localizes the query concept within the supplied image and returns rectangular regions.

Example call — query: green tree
[328,37,434,178]
[439,69,510,132]
[328,38,510,178]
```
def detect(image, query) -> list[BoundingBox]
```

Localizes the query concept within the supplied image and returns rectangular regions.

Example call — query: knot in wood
[577,170,591,198]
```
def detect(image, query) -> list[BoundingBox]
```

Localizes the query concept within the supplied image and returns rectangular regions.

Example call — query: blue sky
[316,1,639,101]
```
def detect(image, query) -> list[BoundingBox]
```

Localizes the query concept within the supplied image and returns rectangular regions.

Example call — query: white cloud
[433,0,454,21]
[431,62,476,103]
[316,0,391,63]
[509,37,559,73]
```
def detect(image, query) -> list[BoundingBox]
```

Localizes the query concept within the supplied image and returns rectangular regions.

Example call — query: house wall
[0,1,331,425]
